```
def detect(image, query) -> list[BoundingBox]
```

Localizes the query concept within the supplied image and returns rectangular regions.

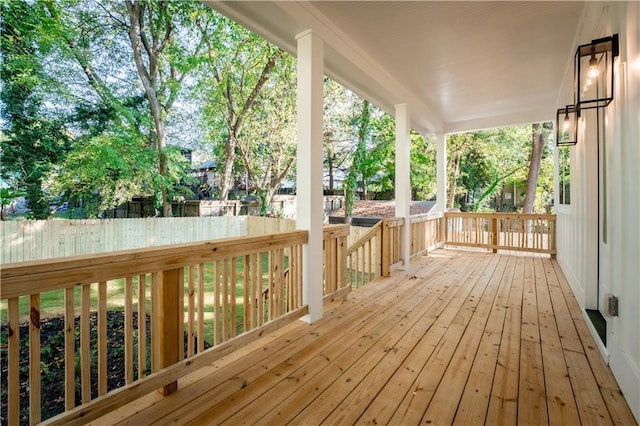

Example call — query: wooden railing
[410,213,445,258]
[346,221,382,288]
[345,214,446,288]
[381,218,405,276]
[322,225,350,301]
[445,212,556,256]
[0,231,307,425]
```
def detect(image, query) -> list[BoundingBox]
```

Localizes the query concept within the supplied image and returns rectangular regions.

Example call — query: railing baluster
[29,294,41,425]
[231,257,237,337]
[268,251,275,320]
[81,284,91,404]
[222,259,229,341]
[258,253,265,326]
[367,240,372,285]
[138,274,147,379]
[8,297,20,424]
[125,276,133,384]
[187,265,195,357]
[151,272,159,372]
[244,255,251,332]
[98,281,107,396]
[64,288,75,410]
[197,264,205,352]
[214,260,221,344]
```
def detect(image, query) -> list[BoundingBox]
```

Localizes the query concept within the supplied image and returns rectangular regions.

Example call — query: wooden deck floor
[95,249,636,425]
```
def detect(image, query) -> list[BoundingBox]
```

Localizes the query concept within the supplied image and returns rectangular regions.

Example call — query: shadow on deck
[94,249,636,425]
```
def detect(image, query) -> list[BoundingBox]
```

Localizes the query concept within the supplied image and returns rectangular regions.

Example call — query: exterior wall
[555,2,639,421]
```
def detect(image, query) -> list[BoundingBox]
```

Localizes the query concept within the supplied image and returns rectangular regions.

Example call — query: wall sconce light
[575,34,619,109]
[556,105,578,146]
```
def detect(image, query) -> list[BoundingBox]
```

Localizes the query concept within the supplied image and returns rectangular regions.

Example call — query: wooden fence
[1,230,307,425]
[445,212,556,256]
[0,216,296,264]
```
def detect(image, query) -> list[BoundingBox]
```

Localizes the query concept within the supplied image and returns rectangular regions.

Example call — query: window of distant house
[558,146,571,205]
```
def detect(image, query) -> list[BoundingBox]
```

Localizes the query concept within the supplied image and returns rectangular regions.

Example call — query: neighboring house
[329,200,436,226]
[191,160,218,199]
[493,183,527,212]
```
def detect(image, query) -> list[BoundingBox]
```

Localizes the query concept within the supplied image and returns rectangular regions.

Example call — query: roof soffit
[206,1,585,134]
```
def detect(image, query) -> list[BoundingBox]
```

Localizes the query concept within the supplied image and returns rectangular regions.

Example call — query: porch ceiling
[205,1,585,134]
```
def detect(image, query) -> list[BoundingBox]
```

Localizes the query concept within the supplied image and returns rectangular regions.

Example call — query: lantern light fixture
[556,105,578,146]
[575,34,619,109]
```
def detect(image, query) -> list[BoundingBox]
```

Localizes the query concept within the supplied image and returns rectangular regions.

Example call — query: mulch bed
[0,311,206,424]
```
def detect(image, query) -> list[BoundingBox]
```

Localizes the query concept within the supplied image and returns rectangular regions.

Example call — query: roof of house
[331,200,436,219]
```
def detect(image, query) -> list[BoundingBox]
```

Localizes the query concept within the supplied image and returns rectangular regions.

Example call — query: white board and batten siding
[555,2,639,422]
[1,216,296,264]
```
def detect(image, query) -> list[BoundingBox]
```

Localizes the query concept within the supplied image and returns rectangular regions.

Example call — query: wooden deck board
[95,249,637,426]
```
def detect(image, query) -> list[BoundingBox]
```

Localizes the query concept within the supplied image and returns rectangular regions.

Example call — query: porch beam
[435,132,447,213]
[395,103,411,270]
[296,29,324,323]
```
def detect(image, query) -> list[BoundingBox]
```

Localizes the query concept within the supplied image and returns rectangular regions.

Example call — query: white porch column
[296,30,324,323]
[395,103,411,270]
[435,132,447,213]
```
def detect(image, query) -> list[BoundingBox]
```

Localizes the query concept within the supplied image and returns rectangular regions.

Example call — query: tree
[31,0,201,216]
[124,0,203,216]
[0,0,71,219]
[323,78,356,192]
[446,133,475,209]
[523,122,552,213]
[195,14,285,201]
[235,54,298,214]
[446,126,533,211]
[343,99,371,222]
[0,188,26,221]
[410,134,436,200]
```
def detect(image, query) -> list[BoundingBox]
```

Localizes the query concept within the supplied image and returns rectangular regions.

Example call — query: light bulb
[562,114,570,132]
[588,55,599,79]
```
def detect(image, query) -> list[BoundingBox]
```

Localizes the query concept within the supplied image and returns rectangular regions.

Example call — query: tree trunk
[523,123,546,214]
[125,0,172,216]
[219,135,237,201]
[328,150,335,191]
[447,151,460,209]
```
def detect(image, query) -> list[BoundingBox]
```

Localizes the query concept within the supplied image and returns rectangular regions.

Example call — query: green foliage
[0,0,72,219]
[194,11,294,205]
[410,133,437,200]
[52,134,154,216]
[446,124,553,212]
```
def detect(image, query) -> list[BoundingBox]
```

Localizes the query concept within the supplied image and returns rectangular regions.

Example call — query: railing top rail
[346,221,382,257]
[1,230,308,299]
[323,224,350,239]
[382,217,405,227]
[445,212,556,220]
[410,212,444,223]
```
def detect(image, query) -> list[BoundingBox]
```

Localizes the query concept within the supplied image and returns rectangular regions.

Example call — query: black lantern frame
[556,105,579,146]
[574,34,619,109]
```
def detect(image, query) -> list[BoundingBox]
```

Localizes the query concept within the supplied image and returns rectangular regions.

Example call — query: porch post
[395,103,411,270]
[296,29,324,323]
[435,132,447,213]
